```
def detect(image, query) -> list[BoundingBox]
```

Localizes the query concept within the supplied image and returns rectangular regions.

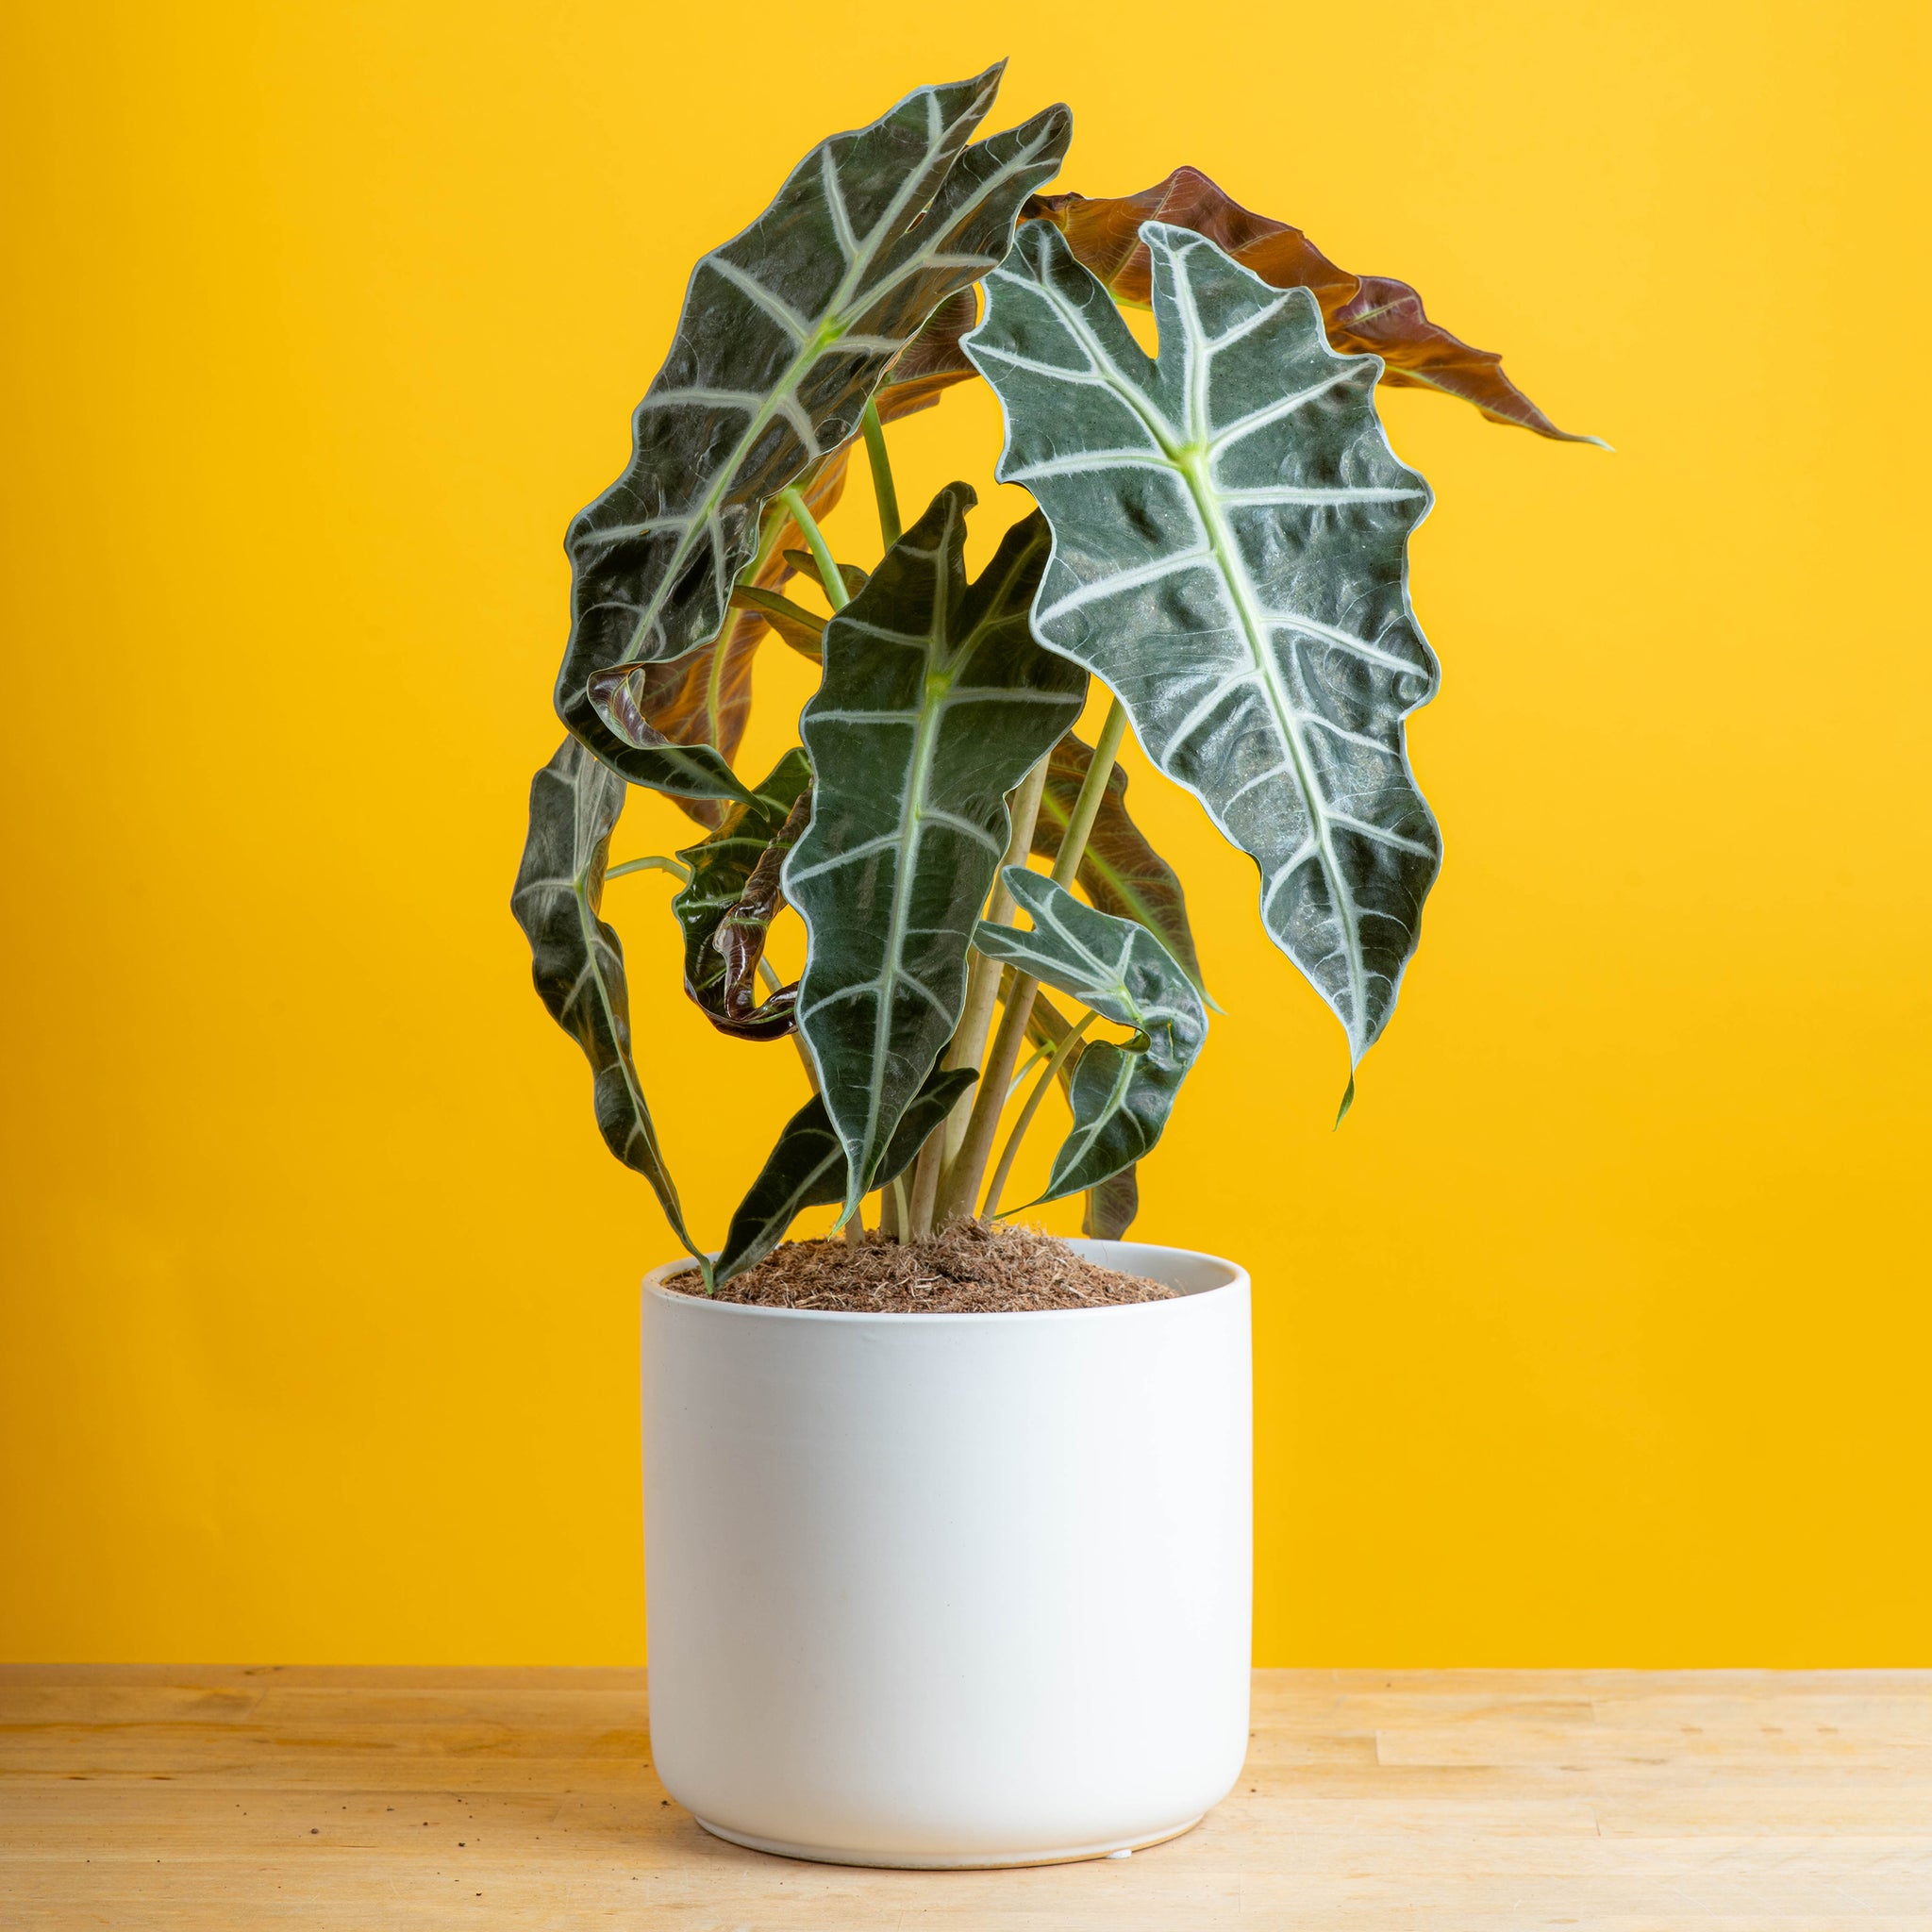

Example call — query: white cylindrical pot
[641,1239,1251,1869]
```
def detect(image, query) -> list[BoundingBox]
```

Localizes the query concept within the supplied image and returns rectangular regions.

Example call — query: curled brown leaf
[1024,166,1602,444]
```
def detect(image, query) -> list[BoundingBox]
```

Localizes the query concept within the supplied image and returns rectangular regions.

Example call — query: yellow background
[4,0,1928,1667]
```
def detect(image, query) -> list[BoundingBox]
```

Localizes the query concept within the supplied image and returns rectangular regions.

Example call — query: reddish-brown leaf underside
[1023,167,1601,444]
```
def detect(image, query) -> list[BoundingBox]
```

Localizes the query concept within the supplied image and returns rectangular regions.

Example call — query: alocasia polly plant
[513,64,1598,1290]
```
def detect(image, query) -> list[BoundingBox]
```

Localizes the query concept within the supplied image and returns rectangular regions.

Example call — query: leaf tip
[1333,1073,1357,1130]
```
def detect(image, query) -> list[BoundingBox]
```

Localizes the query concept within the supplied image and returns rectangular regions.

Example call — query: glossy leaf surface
[785,484,1086,1214]
[1025,167,1600,443]
[510,739,705,1269]
[969,222,1441,1061]
[557,68,1070,784]
[672,749,812,1041]
[714,1067,978,1285]
[1032,730,1207,992]
[974,869,1205,1203]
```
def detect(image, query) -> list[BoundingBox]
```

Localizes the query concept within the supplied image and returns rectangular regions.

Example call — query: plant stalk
[758,958,818,1092]
[905,1129,943,1241]
[606,854,691,884]
[938,757,1052,1173]
[860,399,901,549]
[934,699,1128,1224]
[980,1012,1093,1223]
[778,486,849,610]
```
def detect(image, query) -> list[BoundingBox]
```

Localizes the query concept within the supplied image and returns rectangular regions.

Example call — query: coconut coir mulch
[677,1218,1177,1313]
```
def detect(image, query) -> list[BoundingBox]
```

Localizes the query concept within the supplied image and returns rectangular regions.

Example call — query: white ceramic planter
[641,1238,1251,1869]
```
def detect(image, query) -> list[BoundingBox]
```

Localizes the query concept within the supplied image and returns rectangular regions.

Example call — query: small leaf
[557,69,1071,785]
[1024,167,1601,444]
[726,583,824,661]
[673,749,813,1041]
[781,550,873,604]
[511,739,706,1271]
[973,869,1206,1203]
[574,675,756,808]
[715,1067,979,1286]
[786,484,1087,1214]
[969,222,1441,1063]
[1082,1165,1139,1240]
[1031,731,1208,994]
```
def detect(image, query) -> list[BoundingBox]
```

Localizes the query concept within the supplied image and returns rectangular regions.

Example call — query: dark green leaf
[510,739,706,1272]
[974,869,1206,1204]
[557,68,1071,786]
[715,1067,979,1286]
[785,484,1087,1215]
[969,222,1441,1063]
[1082,1165,1140,1240]
[1031,731,1208,994]
[672,748,812,1041]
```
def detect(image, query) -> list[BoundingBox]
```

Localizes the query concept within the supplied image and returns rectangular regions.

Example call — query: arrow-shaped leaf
[974,869,1206,1204]
[714,1067,979,1287]
[785,483,1087,1215]
[968,221,1441,1062]
[557,68,1071,785]
[511,739,706,1272]
[672,749,812,1041]
[1024,167,1601,444]
[1031,730,1208,994]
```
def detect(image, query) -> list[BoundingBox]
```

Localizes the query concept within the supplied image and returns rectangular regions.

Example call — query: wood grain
[2,1666,1926,1927]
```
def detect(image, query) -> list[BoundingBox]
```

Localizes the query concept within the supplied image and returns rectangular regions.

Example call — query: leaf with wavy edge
[1024,167,1602,445]
[633,455,849,824]
[557,67,1071,786]
[785,483,1087,1216]
[672,749,812,1041]
[968,221,1441,1063]
[615,290,987,811]
[510,739,707,1274]
[1032,730,1208,994]
[974,869,1205,1204]
[715,1066,978,1286]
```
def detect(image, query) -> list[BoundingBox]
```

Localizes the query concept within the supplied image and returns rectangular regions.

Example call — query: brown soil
[678,1218,1179,1313]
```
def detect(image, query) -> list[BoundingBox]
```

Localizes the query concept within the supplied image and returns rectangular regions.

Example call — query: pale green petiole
[860,398,902,549]
[778,486,850,611]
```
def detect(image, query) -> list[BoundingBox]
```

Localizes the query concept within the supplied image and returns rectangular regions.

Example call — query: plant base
[692,1812,1204,1870]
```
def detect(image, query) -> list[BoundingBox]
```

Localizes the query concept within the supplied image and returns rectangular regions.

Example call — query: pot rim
[642,1237,1246,1324]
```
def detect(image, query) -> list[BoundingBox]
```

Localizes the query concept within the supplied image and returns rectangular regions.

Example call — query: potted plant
[512,63,1595,1869]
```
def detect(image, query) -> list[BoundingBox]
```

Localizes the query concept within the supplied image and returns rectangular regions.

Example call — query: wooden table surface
[2,1665,1926,1928]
